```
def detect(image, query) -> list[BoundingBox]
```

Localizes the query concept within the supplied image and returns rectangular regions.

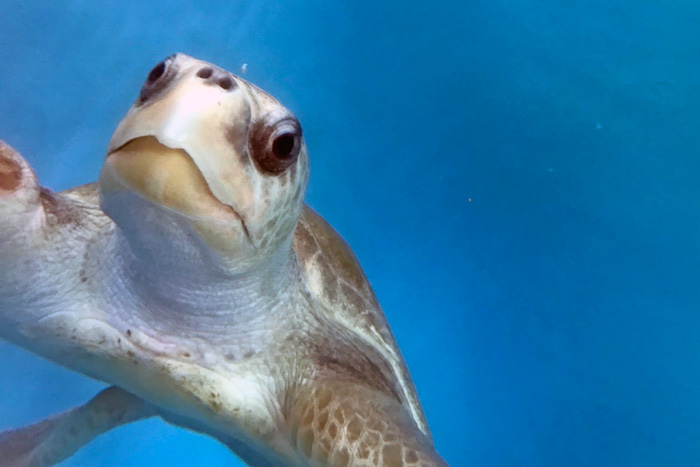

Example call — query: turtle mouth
[103,136,255,247]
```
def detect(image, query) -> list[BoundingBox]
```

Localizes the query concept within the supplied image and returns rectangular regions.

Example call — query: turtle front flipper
[288,381,449,466]
[0,142,119,375]
[0,386,153,467]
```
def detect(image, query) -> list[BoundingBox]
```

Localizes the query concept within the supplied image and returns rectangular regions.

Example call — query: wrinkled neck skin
[100,191,303,347]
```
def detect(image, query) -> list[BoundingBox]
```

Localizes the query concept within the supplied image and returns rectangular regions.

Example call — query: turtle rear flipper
[0,387,153,467]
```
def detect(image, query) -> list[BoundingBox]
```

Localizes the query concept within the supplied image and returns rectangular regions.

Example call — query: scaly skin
[289,383,444,466]
[0,142,112,369]
[0,54,448,466]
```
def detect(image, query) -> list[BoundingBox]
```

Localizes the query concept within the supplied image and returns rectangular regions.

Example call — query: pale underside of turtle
[0,54,447,466]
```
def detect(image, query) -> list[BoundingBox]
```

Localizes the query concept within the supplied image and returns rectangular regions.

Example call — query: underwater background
[0,1,699,465]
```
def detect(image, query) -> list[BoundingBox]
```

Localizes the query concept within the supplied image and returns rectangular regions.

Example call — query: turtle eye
[249,117,302,175]
[272,132,299,160]
[139,55,177,105]
[146,61,166,83]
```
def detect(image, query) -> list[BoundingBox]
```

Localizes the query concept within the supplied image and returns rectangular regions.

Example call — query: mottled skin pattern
[0,54,447,466]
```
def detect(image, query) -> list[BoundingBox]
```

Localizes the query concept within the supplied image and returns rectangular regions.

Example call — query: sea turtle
[0,53,447,466]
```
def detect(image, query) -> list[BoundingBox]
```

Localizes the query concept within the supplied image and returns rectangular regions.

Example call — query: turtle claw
[0,142,37,194]
[0,151,22,193]
[0,141,42,233]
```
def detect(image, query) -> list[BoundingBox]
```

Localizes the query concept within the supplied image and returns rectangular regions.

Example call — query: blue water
[1,1,699,465]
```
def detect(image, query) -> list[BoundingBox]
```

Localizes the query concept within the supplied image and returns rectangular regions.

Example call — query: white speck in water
[241,63,248,74]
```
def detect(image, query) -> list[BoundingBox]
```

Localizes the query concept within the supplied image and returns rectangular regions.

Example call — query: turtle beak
[101,136,237,223]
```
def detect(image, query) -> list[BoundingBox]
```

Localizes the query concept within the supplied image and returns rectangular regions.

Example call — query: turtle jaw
[100,136,256,252]
[102,136,237,222]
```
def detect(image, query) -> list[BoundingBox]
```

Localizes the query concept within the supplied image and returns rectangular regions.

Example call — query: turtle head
[99,54,308,271]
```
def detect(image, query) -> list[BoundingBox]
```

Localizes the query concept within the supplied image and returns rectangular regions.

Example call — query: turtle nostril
[195,66,237,91]
[217,76,235,91]
[197,67,214,79]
